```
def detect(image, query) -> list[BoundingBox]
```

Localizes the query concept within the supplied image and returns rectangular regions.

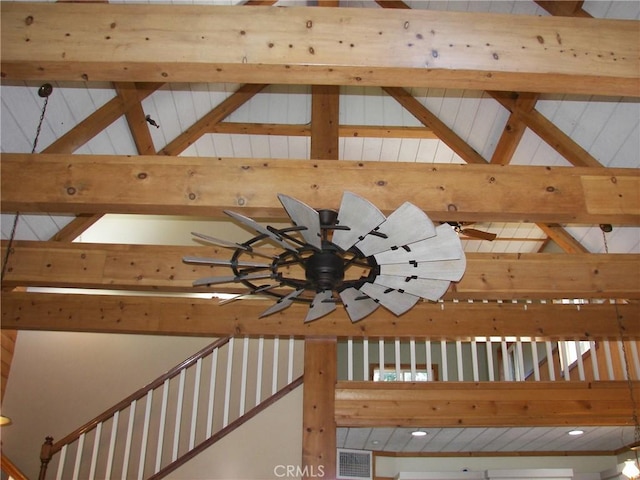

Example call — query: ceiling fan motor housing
[305,247,345,291]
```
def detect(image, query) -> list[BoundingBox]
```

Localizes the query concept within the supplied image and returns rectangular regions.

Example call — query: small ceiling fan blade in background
[339,287,380,322]
[277,194,322,250]
[374,274,450,301]
[183,256,272,268]
[462,228,497,241]
[224,210,297,251]
[360,282,419,316]
[355,202,436,256]
[305,290,337,322]
[192,272,274,287]
[380,256,467,282]
[374,224,463,265]
[332,191,386,251]
[259,288,305,318]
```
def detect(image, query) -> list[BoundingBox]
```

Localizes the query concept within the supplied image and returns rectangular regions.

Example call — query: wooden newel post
[38,436,53,480]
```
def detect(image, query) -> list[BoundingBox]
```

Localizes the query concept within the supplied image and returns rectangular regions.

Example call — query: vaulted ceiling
[1,0,639,461]
[1,0,639,334]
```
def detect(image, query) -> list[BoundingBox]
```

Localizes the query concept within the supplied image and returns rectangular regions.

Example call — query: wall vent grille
[337,448,372,480]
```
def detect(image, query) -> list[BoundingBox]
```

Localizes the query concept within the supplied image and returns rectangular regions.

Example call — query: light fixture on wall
[0,415,12,426]
[185,192,466,322]
[623,459,640,479]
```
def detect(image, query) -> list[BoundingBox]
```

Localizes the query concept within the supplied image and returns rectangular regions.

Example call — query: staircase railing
[39,335,303,480]
[2,452,30,480]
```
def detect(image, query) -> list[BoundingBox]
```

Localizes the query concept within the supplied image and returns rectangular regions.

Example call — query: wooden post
[38,436,53,480]
[302,337,336,479]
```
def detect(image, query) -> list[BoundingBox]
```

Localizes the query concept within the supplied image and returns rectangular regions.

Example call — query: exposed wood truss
[1,3,638,96]
[2,291,637,339]
[2,242,638,300]
[2,154,638,224]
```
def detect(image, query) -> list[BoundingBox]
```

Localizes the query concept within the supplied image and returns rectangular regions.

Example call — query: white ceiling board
[337,426,636,454]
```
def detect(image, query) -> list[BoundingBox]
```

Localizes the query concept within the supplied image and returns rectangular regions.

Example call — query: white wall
[1,331,213,480]
[167,385,303,480]
[376,455,619,479]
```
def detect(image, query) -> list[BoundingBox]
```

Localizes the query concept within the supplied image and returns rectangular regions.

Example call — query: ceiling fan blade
[192,272,274,287]
[259,288,305,318]
[183,256,271,268]
[461,228,497,241]
[379,256,467,282]
[374,274,450,301]
[332,191,386,252]
[305,290,337,322]
[355,202,436,256]
[191,231,251,251]
[374,224,463,265]
[360,282,419,316]
[277,194,322,250]
[339,287,379,322]
[224,210,297,251]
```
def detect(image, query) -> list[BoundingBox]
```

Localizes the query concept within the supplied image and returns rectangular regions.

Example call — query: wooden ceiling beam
[311,85,340,160]
[2,291,637,339]
[2,154,638,224]
[41,83,160,154]
[490,93,539,165]
[2,3,637,96]
[159,83,267,156]
[535,1,591,18]
[490,92,604,168]
[114,82,156,155]
[537,223,589,254]
[335,381,639,427]
[3,241,638,300]
[208,122,438,139]
[383,87,487,164]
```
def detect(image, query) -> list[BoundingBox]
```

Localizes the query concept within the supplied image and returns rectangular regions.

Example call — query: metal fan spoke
[224,210,297,251]
[259,288,305,318]
[380,256,467,282]
[183,256,271,268]
[193,272,274,287]
[305,290,337,322]
[360,282,419,316]
[277,194,322,250]
[332,191,386,251]
[339,287,379,322]
[374,224,463,264]
[374,274,450,301]
[191,231,251,251]
[355,202,436,256]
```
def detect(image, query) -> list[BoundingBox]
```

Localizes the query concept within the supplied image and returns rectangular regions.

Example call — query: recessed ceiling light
[568,430,584,436]
[371,440,380,445]
[411,430,427,437]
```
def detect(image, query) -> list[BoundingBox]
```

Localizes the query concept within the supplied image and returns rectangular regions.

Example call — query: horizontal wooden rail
[335,381,640,427]
[2,155,639,224]
[3,241,639,300]
[3,291,639,339]
[1,453,29,480]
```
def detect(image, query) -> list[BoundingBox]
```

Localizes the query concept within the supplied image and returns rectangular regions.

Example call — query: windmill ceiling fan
[184,192,466,323]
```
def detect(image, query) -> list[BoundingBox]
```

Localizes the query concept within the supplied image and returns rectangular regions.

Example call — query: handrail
[148,375,304,480]
[49,336,231,455]
[2,453,30,480]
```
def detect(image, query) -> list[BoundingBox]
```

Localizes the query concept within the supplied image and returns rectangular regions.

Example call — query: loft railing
[338,336,640,382]
[39,336,303,480]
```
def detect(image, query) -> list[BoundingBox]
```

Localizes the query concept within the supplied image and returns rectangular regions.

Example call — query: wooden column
[302,337,336,479]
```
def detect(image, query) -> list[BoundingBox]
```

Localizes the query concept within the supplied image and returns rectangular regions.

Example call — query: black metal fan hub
[305,249,345,291]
